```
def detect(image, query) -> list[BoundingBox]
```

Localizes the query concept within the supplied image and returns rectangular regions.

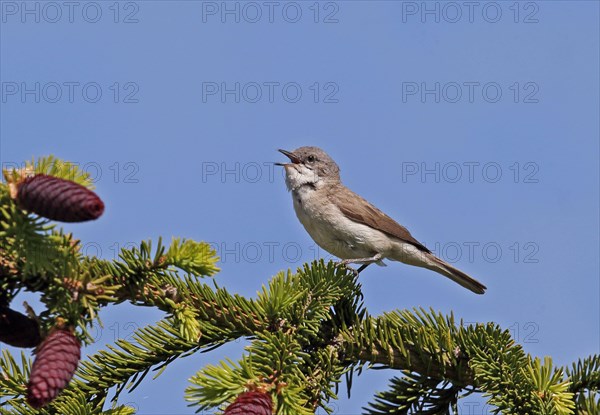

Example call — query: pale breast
[291,187,394,259]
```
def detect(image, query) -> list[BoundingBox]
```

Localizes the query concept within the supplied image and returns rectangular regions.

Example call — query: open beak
[275,149,301,166]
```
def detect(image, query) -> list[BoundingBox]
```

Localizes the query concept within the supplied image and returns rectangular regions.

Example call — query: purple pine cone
[26,328,81,408]
[16,174,104,222]
[224,391,273,415]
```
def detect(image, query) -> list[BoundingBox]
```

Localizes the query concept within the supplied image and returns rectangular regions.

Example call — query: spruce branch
[0,350,31,401]
[74,318,200,399]
[1,157,596,414]
[365,373,462,415]
[339,308,474,383]
[567,355,600,395]
[566,355,600,415]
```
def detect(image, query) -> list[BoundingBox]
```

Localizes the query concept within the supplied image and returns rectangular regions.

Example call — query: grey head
[277,146,341,191]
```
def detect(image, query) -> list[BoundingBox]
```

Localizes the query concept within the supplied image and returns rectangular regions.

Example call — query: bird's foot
[340,253,383,266]
[337,253,383,275]
[341,265,359,277]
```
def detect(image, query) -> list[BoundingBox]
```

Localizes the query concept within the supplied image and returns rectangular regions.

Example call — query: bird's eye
[307,155,316,163]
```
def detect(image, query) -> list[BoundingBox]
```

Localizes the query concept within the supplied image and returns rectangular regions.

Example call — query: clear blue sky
[1,1,598,414]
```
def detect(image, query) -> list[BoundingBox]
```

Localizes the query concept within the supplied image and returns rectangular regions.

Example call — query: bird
[276,146,486,294]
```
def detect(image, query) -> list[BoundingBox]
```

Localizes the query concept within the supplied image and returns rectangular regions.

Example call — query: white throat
[284,164,321,191]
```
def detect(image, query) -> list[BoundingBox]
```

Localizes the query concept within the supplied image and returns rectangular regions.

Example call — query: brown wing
[329,186,431,253]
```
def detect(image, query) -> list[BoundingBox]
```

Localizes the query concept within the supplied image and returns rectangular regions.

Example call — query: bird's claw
[335,254,384,276]
[336,261,359,276]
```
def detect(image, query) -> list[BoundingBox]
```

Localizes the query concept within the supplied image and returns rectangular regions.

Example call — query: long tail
[424,254,487,294]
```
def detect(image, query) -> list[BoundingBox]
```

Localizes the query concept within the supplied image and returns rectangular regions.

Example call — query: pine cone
[16,174,104,222]
[224,391,273,415]
[0,306,41,348]
[26,328,81,408]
